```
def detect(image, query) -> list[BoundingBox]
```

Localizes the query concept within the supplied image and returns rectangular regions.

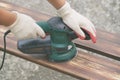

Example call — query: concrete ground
[0,0,120,80]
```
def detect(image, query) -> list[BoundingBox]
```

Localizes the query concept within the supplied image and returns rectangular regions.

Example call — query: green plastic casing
[36,17,77,62]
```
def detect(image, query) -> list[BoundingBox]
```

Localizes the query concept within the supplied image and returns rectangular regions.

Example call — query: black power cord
[0,30,11,71]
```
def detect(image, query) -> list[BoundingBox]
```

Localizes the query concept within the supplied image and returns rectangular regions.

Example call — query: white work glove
[57,2,96,43]
[9,11,46,40]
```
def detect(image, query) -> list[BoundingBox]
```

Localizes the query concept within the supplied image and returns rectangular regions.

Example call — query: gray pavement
[0,0,120,80]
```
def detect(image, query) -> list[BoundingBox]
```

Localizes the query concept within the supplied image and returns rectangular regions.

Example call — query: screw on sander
[17,17,91,62]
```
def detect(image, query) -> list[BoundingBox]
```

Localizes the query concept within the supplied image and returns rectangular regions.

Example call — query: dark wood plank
[74,29,120,60]
[0,29,120,80]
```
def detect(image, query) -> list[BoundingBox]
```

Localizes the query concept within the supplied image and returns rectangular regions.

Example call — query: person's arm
[0,8,45,40]
[48,0,96,43]
[0,8,17,26]
[47,0,65,9]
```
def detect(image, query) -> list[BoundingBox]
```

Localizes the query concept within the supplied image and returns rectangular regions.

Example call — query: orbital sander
[17,17,90,62]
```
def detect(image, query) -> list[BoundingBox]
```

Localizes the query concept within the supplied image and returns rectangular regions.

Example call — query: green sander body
[18,17,90,62]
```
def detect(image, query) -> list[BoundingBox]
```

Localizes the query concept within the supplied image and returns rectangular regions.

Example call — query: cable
[0,30,11,71]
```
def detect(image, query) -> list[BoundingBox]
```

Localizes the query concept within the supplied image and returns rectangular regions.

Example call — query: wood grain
[0,30,120,79]
[74,29,120,60]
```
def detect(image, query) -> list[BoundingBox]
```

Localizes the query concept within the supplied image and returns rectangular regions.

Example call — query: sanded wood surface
[0,29,120,80]
[74,29,120,60]
[0,1,120,80]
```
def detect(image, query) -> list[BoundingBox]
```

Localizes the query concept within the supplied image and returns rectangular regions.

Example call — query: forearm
[0,8,17,26]
[47,0,65,9]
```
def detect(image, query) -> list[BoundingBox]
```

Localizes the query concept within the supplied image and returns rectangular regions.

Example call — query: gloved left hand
[9,11,46,40]
[57,2,96,43]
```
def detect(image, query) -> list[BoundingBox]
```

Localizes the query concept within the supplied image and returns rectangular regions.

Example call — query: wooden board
[0,1,120,80]
[74,29,120,60]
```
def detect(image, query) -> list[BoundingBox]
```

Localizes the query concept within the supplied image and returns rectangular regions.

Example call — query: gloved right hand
[57,2,96,43]
[9,11,46,40]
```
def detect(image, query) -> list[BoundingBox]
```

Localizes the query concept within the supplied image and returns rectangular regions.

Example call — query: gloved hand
[57,2,96,43]
[9,11,46,40]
